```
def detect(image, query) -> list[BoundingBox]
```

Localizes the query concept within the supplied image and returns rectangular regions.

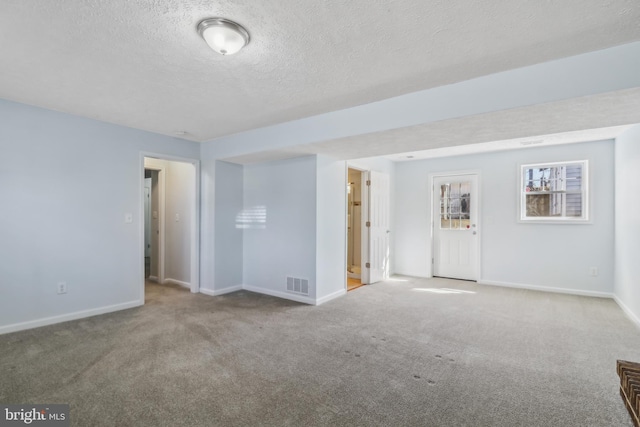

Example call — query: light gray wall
[213,160,244,292]
[164,160,194,285]
[199,152,348,304]
[242,156,317,300]
[316,155,347,301]
[0,99,199,333]
[199,149,216,293]
[394,140,615,296]
[614,126,640,326]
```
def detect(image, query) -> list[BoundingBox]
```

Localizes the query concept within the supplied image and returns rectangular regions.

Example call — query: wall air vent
[286,276,309,296]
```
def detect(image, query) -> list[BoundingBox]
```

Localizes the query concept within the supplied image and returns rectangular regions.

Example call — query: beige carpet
[1,276,640,426]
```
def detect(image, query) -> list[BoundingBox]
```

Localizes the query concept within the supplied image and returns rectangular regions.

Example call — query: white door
[433,174,479,281]
[367,170,390,284]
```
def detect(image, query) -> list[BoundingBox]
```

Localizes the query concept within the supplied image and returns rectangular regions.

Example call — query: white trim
[478,280,613,298]
[316,288,347,305]
[614,295,640,330]
[517,160,591,224]
[202,284,346,305]
[148,275,159,283]
[243,285,316,305]
[362,170,370,284]
[199,285,242,296]
[0,300,143,335]
[344,163,349,291]
[164,278,191,289]
[359,167,369,285]
[142,158,166,290]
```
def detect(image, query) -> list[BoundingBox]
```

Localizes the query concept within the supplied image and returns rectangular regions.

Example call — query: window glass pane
[521,162,586,221]
[440,181,471,229]
[525,194,549,216]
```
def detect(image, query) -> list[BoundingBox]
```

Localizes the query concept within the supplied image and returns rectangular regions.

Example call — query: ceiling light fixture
[197,18,250,55]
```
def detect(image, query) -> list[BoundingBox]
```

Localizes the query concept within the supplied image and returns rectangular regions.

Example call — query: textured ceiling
[1,0,640,146]
[222,88,640,164]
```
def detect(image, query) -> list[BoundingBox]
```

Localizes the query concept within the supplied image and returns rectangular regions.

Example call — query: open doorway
[345,165,391,291]
[140,154,200,301]
[347,168,365,291]
[143,171,153,278]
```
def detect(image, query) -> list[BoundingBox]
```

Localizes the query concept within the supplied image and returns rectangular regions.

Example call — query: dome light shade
[197,18,250,55]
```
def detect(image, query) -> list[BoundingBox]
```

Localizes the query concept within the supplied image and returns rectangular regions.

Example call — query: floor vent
[286,276,309,296]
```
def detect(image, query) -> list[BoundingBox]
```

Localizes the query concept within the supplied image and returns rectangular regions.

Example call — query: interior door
[367,170,390,284]
[433,174,478,281]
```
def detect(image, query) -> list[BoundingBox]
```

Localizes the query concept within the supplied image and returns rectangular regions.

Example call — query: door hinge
[366,221,371,227]
[365,262,370,268]
[432,257,434,264]
[366,180,371,186]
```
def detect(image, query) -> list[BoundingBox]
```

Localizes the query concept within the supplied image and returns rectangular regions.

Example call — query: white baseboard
[148,276,159,283]
[316,288,347,306]
[199,285,242,297]
[202,284,346,305]
[0,300,143,335]
[164,278,191,289]
[242,285,316,305]
[613,295,640,330]
[478,280,613,298]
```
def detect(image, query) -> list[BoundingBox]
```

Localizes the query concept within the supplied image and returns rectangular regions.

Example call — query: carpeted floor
[1,276,640,426]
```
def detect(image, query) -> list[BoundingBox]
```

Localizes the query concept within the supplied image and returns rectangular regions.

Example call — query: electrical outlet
[589,267,599,277]
[57,282,67,294]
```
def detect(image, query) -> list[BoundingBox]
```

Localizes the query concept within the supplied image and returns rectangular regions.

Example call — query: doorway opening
[345,166,391,291]
[143,170,154,279]
[347,168,365,291]
[140,154,200,302]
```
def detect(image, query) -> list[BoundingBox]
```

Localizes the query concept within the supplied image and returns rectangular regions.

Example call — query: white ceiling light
[197,18,250,56]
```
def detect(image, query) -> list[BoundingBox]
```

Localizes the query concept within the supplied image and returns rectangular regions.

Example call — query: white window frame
[518,160,589,223]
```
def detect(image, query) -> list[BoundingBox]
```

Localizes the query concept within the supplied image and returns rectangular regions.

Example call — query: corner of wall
[613,125,640,329]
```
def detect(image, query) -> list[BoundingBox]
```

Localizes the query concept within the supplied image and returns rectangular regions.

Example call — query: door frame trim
[429,170,481,281]
[143,177,153,258]
[140,152,201,301]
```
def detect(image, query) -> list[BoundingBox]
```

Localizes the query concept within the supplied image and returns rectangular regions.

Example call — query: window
[519,160,588,222]
[440,181,471,229]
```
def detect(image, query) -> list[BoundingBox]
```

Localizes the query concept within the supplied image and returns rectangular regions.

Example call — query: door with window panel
[433,174,478,281]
